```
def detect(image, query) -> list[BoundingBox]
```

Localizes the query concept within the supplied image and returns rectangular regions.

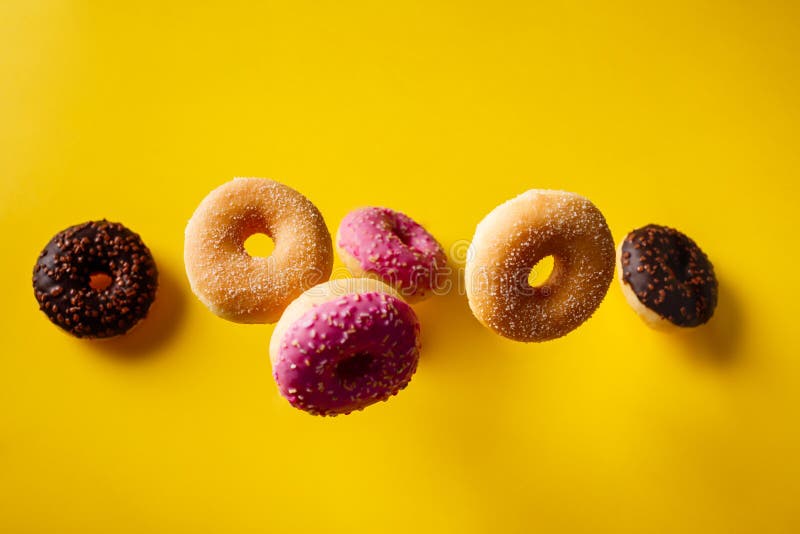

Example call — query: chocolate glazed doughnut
[617,224,717,328]
[33,220,158,338]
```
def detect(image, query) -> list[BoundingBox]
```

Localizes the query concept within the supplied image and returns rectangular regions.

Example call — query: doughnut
[32,220,158,338]
[617,224,717,329]
[269,278,421,416]
[184,178,333,324]
[465,189,615,342]
[336,207,447,302]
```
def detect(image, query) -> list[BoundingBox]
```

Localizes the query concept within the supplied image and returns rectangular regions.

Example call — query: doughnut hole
[528,255,555,287]
[244,232,275,258]
[390,224,414,248]
[336,353,374,382]
[89,272,113,291]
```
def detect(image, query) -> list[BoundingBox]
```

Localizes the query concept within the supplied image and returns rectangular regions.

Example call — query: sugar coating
[184,178,333,324]
[465,189,615,342]
[273,291,421,416]
[337,207,447,301]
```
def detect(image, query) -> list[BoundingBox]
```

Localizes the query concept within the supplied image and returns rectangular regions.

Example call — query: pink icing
[338,207,447,299]
[273,292,421,416]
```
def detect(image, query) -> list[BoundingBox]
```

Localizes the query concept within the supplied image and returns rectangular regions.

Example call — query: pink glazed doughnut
[336,207,447,302]
[269,279,421,416]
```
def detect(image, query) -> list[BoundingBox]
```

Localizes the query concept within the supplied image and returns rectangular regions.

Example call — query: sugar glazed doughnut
[336,207,447,302]
[465,190,615,342]
[184,178,333,324]
[617,224,717,329]
[32,220,158,338]
[269,279,421,416]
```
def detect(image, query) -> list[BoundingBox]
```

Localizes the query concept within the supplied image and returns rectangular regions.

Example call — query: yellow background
[2,1,799,532]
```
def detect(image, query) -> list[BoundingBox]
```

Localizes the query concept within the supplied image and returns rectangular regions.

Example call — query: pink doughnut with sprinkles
[269,279,421,416]
[336,207,447,302]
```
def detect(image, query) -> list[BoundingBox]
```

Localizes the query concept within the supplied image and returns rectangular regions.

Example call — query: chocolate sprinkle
[32,220,158,338]
[620,224,717,327]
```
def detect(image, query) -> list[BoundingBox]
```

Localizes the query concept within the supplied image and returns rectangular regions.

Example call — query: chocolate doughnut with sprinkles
[617,224,717,329]
[33,220,158,338]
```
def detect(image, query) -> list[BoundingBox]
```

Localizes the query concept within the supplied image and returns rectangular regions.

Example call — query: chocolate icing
[620,224,717,327]
[32,220,158,338]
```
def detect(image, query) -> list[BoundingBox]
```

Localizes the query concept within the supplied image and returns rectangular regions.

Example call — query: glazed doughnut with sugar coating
[184,177,333,324]
[465,189,615,342]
